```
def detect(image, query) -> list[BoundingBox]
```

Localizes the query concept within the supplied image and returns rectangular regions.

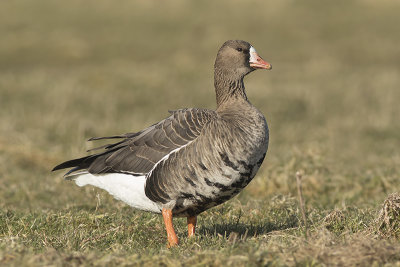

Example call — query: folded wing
[52,108,216,178]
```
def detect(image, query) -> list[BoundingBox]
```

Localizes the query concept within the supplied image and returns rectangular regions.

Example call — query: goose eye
[236,48,243,52]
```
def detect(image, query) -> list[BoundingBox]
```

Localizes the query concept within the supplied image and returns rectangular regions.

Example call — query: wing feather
[53,108,217,178]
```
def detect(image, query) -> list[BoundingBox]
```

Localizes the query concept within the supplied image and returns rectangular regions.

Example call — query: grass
[1,0,400,265]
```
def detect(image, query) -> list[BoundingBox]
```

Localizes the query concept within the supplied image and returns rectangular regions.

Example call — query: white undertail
[73,173,161,213]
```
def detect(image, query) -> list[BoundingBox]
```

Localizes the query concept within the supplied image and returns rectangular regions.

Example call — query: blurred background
[1,0,399,210]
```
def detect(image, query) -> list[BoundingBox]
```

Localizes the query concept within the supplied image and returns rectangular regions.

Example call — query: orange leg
[187,216,197,237]
[162,208,179,247]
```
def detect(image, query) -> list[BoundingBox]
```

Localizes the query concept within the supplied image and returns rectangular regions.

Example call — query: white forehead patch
[249,46,258,62]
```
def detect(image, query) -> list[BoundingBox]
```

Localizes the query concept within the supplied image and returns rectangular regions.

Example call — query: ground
[1,0,400,266]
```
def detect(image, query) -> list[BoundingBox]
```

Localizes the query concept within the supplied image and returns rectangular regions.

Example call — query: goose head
[214,40,271,79]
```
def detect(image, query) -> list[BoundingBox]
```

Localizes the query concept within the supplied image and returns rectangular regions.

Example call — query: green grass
[1,0,400,266]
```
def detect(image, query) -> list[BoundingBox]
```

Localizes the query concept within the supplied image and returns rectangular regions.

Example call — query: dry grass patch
[376,192,400,238]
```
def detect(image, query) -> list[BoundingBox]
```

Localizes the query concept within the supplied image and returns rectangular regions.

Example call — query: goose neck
[214,69,248,108]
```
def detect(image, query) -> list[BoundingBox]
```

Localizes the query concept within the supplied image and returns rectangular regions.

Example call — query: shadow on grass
[199,219,298,238]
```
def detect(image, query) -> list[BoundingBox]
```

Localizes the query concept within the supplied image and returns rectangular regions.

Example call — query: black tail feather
[64,166,85,176]
[87,131,142,142]
[54,132,139,174]
[52,155,94,171]
[88,135,126,141]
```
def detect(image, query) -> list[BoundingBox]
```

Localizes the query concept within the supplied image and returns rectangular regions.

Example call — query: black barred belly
[144,147,267,217]
[171,182,244,217]
[171,152,266,217]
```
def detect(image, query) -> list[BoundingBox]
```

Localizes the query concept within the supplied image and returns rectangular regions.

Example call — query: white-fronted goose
[53,40,272,247]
